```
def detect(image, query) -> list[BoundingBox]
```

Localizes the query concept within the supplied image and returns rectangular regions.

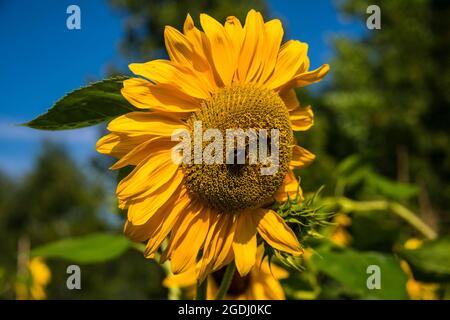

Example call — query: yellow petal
[163,267,197,288]
[126,171,184,225]
[96,133,149,158]
[292,63,330,88]
[224,16,243,62]
[200,13,236,86]
[107,111,186,137]
[237,10,265,83]
[116,139,178,199]
[266,40,308,90]
[124,188,186,242]
[259,19,284,83]
[280,89,300,111]
[182,14,217,85]
[110,138,161,170]
[121,78,200,113]
[197,213,221,280]
[274,170,303,203]
[144,189,191,256]
[290,105,314,131]
[170,204,212,274]
[290,145,315,169]
[255,208,302,255]
[198,214,235,280]
[260,276,286,300]
[129,60,212,100]
[232,212,258,276]
[164,26,194,67]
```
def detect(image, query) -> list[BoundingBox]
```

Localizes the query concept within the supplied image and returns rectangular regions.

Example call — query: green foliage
[31,233,132,264]
[311,247,408,299]
[319,0,450,225]
[24,77,136,130]
[399,236,450,282]
[265,187,334,272]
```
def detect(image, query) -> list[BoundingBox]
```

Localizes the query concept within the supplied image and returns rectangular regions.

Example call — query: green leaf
[31,233,132,264]
[399,236,450,282]
[24,76,137,130]
[365,171,418,200]
[311,247,408,299]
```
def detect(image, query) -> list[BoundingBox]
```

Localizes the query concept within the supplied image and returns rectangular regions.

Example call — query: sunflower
[164,246,288,300]
[16,257,51,300]
[401,239,439,300]
[97,9,329,280]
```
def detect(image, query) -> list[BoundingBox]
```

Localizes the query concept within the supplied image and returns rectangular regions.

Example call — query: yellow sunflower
[16,257,51,300]
[164,246,288,300]
[97,9,329,280]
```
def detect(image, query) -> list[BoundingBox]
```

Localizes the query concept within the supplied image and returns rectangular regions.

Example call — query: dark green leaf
[311,247,408,299]
[24,76,137,130]
[31,233,132,264]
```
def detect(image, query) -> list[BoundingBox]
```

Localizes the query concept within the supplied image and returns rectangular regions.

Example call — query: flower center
[184,84,292,213]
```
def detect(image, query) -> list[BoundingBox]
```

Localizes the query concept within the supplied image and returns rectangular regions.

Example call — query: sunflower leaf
[31,233,132,264]
[311,247,409,299]
[24,76,138,130]
[399,236,450,282]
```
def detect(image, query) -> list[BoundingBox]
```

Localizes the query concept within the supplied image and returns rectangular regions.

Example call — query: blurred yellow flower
[403,238,423,250]
[97,9,329,280]
[16,257,51,300]
[164,246,289,300]
[401,239,439,300]
[329,214,352,247]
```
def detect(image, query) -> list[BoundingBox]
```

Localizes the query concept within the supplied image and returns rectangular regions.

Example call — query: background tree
[300,0,450,235]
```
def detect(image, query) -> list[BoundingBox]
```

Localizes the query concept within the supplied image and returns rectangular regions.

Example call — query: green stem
[335,197,437,240]
[196,278,208,300]
[389,202,437,240]
[215,262,236,300]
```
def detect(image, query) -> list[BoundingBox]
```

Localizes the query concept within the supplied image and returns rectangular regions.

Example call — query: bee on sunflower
[96,9,329,283]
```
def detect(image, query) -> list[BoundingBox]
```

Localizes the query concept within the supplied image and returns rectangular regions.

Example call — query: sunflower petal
[290,145,315,169]
[121,78,200,113]
[163,267,197,288]
[280,89,300,111]
[129,60,212,99]
[232,212,258,276]
[107,111,186,137]
[266,40,308,90]
[200,14,236,86]
[255,208,302,255]
[290,106,313,131]
[293,63,330,88]
[259,19,284,83]
[96,133,149,158]
[143,189,191,256]
[274,170,303,203]
[198,214,235,280]
[124,188,186,242]
[170,204,211,274]
[110,138,159,170]
[224,16,243,62]
[237,10,265,83]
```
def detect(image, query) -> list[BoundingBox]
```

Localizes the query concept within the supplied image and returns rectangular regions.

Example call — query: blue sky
[0,0,364,176]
